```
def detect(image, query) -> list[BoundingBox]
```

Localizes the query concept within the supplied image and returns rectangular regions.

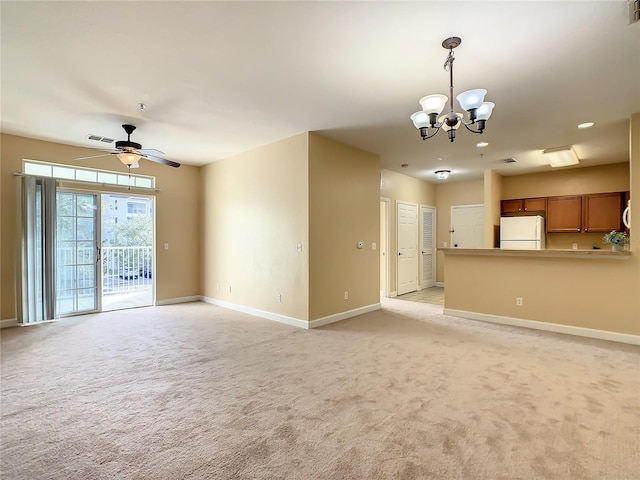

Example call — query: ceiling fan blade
[141,154,181,168]
[138,148,165,155]
[74,152,117,161]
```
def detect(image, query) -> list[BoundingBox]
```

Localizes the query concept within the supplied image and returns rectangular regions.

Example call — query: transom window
[23,159,155,189]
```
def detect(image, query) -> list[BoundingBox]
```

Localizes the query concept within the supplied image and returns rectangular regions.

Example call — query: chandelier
[410,37,495,142]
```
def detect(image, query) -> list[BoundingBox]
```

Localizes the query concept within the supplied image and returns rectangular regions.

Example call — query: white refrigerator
[500,216,545,250]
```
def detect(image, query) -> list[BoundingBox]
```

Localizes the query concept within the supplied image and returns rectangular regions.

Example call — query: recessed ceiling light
[476,142,489,148]
[577,122,595,129]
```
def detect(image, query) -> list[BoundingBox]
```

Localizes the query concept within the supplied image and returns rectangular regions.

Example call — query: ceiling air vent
[86,134,114,144]
[631,0,640,24]
[503,157,518,164]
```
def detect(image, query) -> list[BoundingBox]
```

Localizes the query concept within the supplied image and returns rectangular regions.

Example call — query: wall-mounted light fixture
[543,146,580,167]
[435,170,451,180]
[410,37,495,143]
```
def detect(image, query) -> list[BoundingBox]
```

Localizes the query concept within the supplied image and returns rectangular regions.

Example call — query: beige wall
[435,179,484,283]
[200,133,310,320]
[0,134,201,320]
[502,162,629,198]
[444,114,640,336]
[484,170,502,248]
[308,133,380,319]
[444,253,639,335]
[379,169,435,294]
[501,163,630,249]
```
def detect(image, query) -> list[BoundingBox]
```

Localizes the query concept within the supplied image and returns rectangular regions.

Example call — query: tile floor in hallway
[395,286,444,306]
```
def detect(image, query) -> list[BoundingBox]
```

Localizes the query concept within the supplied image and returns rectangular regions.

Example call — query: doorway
[100,194,154,311]
[396,201,418,295]
[450,204,484,248]
[55,190,154,316]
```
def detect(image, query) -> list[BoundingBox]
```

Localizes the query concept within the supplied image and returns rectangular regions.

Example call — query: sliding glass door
[56,191,100,316]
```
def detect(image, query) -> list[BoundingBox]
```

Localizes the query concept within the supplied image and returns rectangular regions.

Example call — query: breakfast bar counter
[440,247,631,260]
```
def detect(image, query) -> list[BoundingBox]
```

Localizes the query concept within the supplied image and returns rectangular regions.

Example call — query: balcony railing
[102,246,152,294]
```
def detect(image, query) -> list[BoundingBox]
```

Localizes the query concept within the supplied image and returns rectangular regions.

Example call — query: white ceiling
[2,1,639,183]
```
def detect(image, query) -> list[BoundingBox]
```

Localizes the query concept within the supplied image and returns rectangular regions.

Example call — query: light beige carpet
[1,299,639,479]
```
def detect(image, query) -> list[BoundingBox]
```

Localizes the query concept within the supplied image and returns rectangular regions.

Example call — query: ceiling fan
[75,124,180,168]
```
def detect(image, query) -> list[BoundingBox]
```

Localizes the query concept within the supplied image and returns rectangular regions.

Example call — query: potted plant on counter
[603,230,628,251]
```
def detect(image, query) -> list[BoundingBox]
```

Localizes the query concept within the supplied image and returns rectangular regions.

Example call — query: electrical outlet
[296,242,303,253]
[372,243,377,251]
[572,243,578,250]
[164,243,169,250]
[344,291,349,300]
[516,297,523,306]
[277,293,282,303]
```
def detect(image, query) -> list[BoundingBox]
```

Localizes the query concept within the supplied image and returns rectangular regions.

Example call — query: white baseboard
[1,318,18,329]
[308,303,381,329]
[200,297,381,330]
[444,308,640,346]
[200,296,310,329]
[389,291,397,298]
[155,295,201,306]
[436,282,445,287]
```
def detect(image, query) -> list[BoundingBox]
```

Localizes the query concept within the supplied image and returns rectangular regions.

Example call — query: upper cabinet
[582,192,625,233]
[547,196,582,233]
[503,192,626,233]
[501,197,547,214]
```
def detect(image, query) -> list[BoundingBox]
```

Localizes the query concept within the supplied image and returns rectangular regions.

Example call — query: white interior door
[397,201,418,295]
[420,205,436,288]
[451,204,484,248]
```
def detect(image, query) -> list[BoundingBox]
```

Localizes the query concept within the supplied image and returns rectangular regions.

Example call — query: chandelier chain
[443,50,454,71]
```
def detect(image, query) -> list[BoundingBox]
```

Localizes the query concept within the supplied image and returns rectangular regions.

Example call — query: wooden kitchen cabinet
[501,197,547,214]
[583,192,624,233]
[524,197,547,212]
[547,195,582,233]
[501,199,524,213]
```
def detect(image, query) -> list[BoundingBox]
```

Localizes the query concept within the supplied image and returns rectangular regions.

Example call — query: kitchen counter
[440,247,631,260]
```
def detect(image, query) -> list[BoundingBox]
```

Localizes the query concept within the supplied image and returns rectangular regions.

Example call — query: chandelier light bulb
[419,94,448,115]
[456,89,487,112]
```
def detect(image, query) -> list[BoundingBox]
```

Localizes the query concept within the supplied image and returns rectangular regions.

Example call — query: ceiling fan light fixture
[117,152,141,166]
[543,146,580,167]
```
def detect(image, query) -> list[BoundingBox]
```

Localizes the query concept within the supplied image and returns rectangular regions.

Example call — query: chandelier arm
[421,125,443,140]
[462,123,484,134]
